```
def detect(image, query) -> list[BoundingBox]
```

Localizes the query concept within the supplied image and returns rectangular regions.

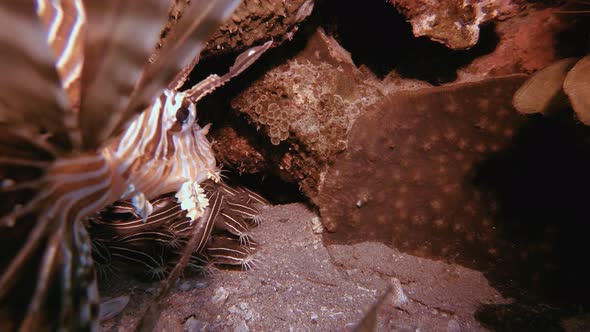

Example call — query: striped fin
[78,0,170,149]
[17,213,100,331]
[0,1,70,140]
[0,151,122,330]
[126,0,242,128]
[36,0,86,147]
[184,40,273,102]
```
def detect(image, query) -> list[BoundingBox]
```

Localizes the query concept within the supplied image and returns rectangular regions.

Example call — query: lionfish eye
[176,106,190,124]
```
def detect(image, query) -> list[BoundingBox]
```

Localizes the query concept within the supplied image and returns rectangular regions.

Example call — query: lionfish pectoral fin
[130,192,154,222]
[36,0,86,148]
[98,295,129,322]
[185,40,274,103]
[0,213,52,301]
[78,0,172,149]
[0,2,72,143]
[19,225,64,331]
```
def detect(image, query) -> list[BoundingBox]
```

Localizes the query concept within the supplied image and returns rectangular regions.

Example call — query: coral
[208,0,587,206]
[233,59,375,156]
[225,28,383,200]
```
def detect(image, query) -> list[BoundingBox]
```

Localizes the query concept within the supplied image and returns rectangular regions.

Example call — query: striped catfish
[0,0,272,330]
[88,178,269,280]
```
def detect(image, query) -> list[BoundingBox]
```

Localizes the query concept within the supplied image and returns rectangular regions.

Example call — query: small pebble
[233,319,249,332]
[310,217,324,234]
[311,313,318,324]
[447,319,461,332]
[184,316,208,332]
[391,278,408,307]
[212,287,229,304]
[178,281,192,292]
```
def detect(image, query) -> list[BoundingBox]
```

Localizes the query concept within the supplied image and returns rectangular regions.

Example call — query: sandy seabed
[99,203,514,331]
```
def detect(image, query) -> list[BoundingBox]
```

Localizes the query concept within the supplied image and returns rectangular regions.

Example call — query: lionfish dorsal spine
[1,0,248,329]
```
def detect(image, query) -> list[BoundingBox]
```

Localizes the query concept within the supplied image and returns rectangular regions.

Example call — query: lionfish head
[166,93,197,134]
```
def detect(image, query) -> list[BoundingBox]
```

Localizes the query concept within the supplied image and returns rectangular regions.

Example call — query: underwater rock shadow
[472,110,590,307]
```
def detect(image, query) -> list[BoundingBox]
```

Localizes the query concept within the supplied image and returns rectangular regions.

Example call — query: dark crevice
[317,0,499,84]
[472,110,590,309]
[223,171,307,205]
[189,45,310,206]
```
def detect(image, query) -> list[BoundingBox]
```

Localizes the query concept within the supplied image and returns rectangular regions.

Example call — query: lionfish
[0,0,270,330]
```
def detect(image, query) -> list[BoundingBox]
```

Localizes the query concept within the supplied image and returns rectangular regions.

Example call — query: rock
[319,75,528,262]
[447,319,462,332]
[214,27,384,203]
[460,7,579,78]
[212,287,230,304]
[391,278,408,308]
[203,0,315,58]
[390,0,518,49]
[178,281,193,292]
[228,302,255,332]
[310,216,324,234]
[155,0,315,62]
[208,2,583,205]
[184,316,208,332]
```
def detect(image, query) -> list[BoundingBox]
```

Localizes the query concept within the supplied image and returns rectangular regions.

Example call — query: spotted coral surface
[232,29,382,160]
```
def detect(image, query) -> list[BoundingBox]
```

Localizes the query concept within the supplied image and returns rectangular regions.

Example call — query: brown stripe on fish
[215,181,242,197]
[206,236,258,271]
[0,151,121,296]
[186,253,208,272]
[216,211,253,245]
[236,186,270,206]
[168,218,193,237]
[112,229,184,250]
[194,190,224,254]
[1,149,123,329]
[90,196,186,236]
[225,200,264,225]
[91,239,117,281]
[109,245,169,280]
